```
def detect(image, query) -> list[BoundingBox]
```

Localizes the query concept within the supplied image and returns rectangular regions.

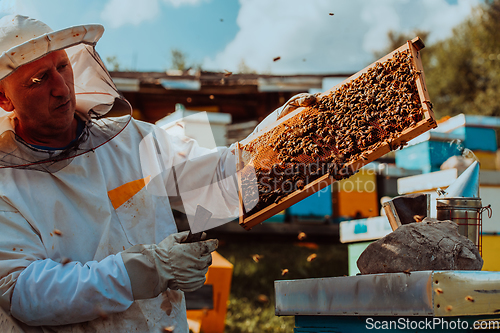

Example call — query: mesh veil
[0,43,132,172]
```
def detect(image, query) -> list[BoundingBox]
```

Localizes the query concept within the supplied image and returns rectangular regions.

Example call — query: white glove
[249,93,318,136]
[121,231,218,299]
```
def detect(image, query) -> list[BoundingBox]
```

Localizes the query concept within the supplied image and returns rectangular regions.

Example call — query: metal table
[275,271,500,332]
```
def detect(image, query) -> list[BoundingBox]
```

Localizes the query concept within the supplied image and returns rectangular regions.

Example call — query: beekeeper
[0,14,315,333]
[0,14,244,333]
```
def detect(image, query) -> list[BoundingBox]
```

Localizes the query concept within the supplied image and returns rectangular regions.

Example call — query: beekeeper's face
[0,50,77,146]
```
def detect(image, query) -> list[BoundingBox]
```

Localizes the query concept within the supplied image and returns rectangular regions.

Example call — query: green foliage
[105,56,121,71]
[237,59,257,74]
[170,48,203,72]
[224,296,293,333]
[171,48,188,71]
[424,0,500,118]
[216,240,348,332]
[373,1,500,119]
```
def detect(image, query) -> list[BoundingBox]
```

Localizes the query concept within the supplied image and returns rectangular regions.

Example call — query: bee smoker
[435,161,492,255]
[383,193,430,231]
[436,197,491,255]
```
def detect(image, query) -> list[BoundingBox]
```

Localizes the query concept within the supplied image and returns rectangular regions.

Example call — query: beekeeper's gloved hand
[249,93,318,136]
[121,231,218,299]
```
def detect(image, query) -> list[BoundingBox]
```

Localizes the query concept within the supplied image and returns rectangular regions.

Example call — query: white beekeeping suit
[0,15,240,333]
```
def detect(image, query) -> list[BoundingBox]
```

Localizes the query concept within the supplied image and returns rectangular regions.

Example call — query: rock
[357,219,483,274]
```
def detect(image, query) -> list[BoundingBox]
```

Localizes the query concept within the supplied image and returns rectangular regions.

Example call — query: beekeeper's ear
[0,85,14,111]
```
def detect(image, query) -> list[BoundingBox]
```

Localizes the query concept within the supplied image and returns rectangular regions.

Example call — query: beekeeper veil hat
[0,15,132,171]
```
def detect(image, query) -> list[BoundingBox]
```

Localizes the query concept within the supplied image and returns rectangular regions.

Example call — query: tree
[372,1,500,119]
[169,49,203,72]
[170,49,188,71]
[424,0,500,118]
[105,56,121,71]
[237,59,257,74]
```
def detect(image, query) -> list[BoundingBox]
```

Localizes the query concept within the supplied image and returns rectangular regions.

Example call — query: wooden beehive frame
[237,37,437,230]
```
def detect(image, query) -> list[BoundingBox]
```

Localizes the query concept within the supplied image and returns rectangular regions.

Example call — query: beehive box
[237,37,437,230]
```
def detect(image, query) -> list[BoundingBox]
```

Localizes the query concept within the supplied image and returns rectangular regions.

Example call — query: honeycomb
[240,50,425,216]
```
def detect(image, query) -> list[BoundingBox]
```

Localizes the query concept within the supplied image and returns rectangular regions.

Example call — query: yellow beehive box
[482,235,500,271]
[187,251,233,333]
[332,170,378,219]
[473,150,497,170]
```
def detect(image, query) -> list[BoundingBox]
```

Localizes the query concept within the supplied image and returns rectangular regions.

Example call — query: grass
[216,240,348,333]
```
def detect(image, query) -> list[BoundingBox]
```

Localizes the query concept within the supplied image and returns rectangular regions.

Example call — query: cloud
[101,0,160,28]
[100,0,208,28]
[203,0,480,74]
[0,0,17,14]
[418,0,481,42]
[165,0,208,7]
[0,0,41,18]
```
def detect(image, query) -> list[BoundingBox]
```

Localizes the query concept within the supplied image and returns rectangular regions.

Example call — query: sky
[0,0,482,75]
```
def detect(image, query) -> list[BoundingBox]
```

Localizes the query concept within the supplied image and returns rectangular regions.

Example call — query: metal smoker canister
[436,197,482,247]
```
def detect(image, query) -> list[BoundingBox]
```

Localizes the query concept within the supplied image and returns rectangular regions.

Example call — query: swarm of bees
[240,50,424,216]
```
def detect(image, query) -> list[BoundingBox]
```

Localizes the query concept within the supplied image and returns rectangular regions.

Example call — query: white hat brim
[0,24,104,80]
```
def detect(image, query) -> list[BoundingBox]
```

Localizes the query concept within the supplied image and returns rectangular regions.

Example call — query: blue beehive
[450,126,497,152]
[395,113,500,173]
[395,140,463,173]
[263,187,332,223]
[287,185,333,220]
[264,211,286,223]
